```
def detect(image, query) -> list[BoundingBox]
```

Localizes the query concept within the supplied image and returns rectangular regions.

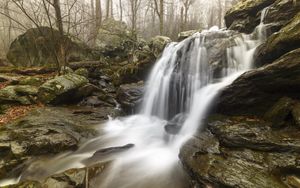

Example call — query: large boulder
[7,27,94,67]
[216,48,300,116]
[254,12,300,67]
[264,0,300,27]
[225,0,276,33]
[38,73,89,104]
[180,115,300,188]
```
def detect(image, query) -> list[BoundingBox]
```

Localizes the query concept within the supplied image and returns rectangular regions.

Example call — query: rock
[264,0,300,27]
[74,68,89,78]
[0,74,24,83]
[18,77,43,86]
[285,175,300,188]
[225,0,276,33]
[148,36,172,57]
[59,66,74,74]
[178,30,199,41]
[216,48,300,116]
[88,144,134,162]
[38,73,89,104]
[73,83,101,102]
[96,18,133,59]
[264,97,294,127]
[164,113,188,135]
[292,103,300,127]
[180,116,300,188]
[116,82,144,114]
[7,27,94,67]
[208,115,300,152]
[8,162,108,188]
[254,12,300,67]
[0,106,116,179]
[0,85,38,105]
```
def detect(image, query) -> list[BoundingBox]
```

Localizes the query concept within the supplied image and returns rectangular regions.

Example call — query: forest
[0,0,299,188]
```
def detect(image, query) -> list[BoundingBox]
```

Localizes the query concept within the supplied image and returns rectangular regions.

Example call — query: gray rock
[116,82,144,114]
[38,73,89,104]
[7,27,94,67]
[217,48,300,116]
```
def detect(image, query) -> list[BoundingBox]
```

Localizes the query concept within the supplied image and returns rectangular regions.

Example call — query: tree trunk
[96,0,102,27]
[110,0,114,18]
[53,0,65,72]
[106,0,110,19]
[91,0,95,19]
[218,0,222,28]
[159,0,164,35]
[119,0,123,21]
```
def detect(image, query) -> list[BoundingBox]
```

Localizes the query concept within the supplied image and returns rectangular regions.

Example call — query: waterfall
[0,9,270,188]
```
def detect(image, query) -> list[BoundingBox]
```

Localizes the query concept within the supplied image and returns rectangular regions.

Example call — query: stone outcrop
[180,115,300,188]
[216,48,300,116]
[225,0,276,33]
[254,12,300,67]
[225,0,300,34]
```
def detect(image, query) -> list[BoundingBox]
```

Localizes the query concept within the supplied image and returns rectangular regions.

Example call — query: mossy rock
[75,68,89,78]
[38,73,89,104]
[225,0,276,33]
[0,85,38,105]
[7,27,95,67]
[255,12,300,67]
[148,36,172,57]
[19,77,43,86]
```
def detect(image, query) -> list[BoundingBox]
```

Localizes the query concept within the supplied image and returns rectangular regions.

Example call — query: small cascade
[256,7,271,42]
[0,17,271,188]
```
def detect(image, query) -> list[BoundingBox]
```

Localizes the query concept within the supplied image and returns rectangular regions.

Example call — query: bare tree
[119,0,123,21]
[181,0,195,30]
[153,0,164,35]
[106,0,110,19]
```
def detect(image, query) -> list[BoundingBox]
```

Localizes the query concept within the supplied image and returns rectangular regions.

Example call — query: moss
[19,77,43,86]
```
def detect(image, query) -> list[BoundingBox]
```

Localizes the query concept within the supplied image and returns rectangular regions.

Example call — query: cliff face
[180,1,300,187]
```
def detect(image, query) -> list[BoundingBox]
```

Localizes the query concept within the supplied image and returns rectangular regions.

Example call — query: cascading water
[0,9,270,188]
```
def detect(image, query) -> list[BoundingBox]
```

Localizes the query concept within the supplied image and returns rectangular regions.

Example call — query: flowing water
[0,10,270,188]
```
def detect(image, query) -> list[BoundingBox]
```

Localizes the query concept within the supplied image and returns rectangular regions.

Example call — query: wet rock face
[254,12,300,67]
[116,82,144,114]
[225,0,276,33]
[216,48,300,116]
[180,116,300,188]
[225,0,300,34]
[264,0,300,27]
[7,27,94,67]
